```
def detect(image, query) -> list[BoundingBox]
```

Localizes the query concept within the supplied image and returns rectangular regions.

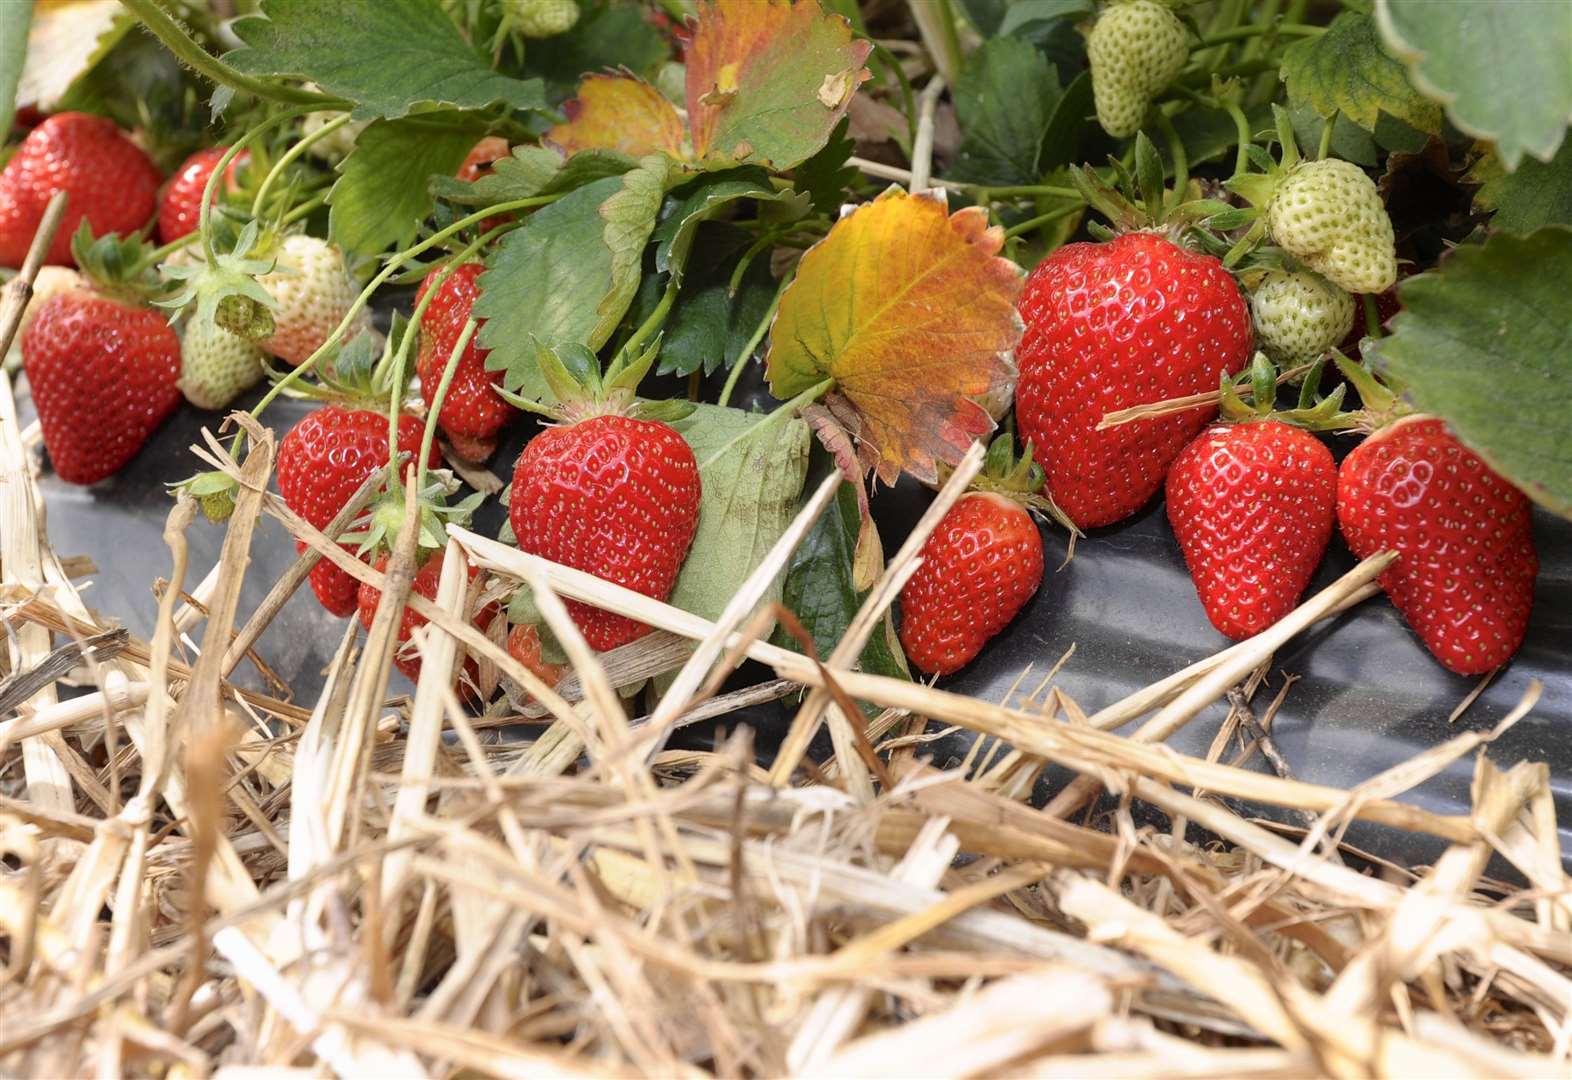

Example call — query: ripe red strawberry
[157,146,249,245]
[1166,421,1336,640]
[1336,416,1537,675]
[898,491,1044,675]
[510,414,701,652]
[302,545,361,618]
[22,287,181,484]
[357,547,494,684]
[0,113,163,268]
[457,136,510,183]
[1015,231,1252,529]
[277,405,439,616]
[506,623,566,697]
[455,137,514,234]
[415,262,513,460]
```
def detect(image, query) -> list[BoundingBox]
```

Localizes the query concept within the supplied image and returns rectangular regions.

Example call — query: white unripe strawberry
[1250,270,1355,361]
[1087,0,1190,139]
[1266,159,1397,294]
[179,310,266,410]
[256,234,368,368]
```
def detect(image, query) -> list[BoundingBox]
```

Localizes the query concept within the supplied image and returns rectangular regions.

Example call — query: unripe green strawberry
[1087,0,1189,139]
[178,310,266,410]
[1266,159,1396,294]
[200,488,236,524]
[257,234,368,367]
[508,0,580,38]
[1249,270,1355,361]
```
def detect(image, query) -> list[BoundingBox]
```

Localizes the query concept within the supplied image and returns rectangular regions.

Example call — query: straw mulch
[2,219,1570,1080]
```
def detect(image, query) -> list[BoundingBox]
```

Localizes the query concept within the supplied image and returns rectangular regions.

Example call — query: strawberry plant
[6,3,1572,1074]
[5,1,1570,730]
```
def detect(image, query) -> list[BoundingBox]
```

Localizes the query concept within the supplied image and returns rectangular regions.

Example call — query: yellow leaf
[545,74,689,161]
[766,189,1024,485]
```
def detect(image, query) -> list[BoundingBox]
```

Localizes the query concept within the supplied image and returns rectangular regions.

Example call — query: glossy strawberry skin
[898,492,1044,676]
[357,548,494,684]
[415,262,513,456]
[277,405,438,617]
[509,415,701,652]
[1167,422,1336,640]
[301,542,361,617]
[22,289,181,484]
[1337,417,1537,675]
[157,147,248,244]
[1015,232,1253,529]
[0,113,163,267]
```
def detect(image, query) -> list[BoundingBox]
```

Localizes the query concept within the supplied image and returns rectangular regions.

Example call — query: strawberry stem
[1194,22,1325,46]
[250,115,352,220]
[198,106,318,267]
[1000,203,1082,241]
[417,318,478,494]
[247,200,554,428]
[609,274,679,381]
[716,269,793,409]
[121,0,349,110]
[703,378,833,469]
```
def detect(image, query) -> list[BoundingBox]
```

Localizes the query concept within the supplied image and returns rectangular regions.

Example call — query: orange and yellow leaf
[766,189,1024,486]
[545,73,688,160]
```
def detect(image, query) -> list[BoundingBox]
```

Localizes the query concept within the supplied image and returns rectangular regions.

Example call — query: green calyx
[69,223,164,303]
[1217,350,1408,434]
[261,322,400,407]
[1071,131,1242,254]
[495,337,695,425]
[970,430,1079,537]
[343,473,486,559]
[157,219,279,339]
[169,470,238,523]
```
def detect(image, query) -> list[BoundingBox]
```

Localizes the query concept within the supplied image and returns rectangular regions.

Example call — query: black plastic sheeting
[23,359,1571,873]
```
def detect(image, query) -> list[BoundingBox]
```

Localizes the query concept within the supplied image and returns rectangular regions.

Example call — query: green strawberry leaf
[476,157,667,399]
[949,36,1060,186]
[656,227,778,378]
[429,146,636,206]
[666,403,812,627]
[1036,68,1095,174]
[329,111,487,258]
[1287,102,1378,169]
[1171,103,1273,170]
[653,168,777,279]
[0,1,31,139]
[227,0,545,121]
[1366,226,1572,519]
[1281,12,1441,136]
[1471,140,1572,234]
[998,0,1094,38]
[793,116,860,217]
[1375,0,1572,170]
[774,476,909,682]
